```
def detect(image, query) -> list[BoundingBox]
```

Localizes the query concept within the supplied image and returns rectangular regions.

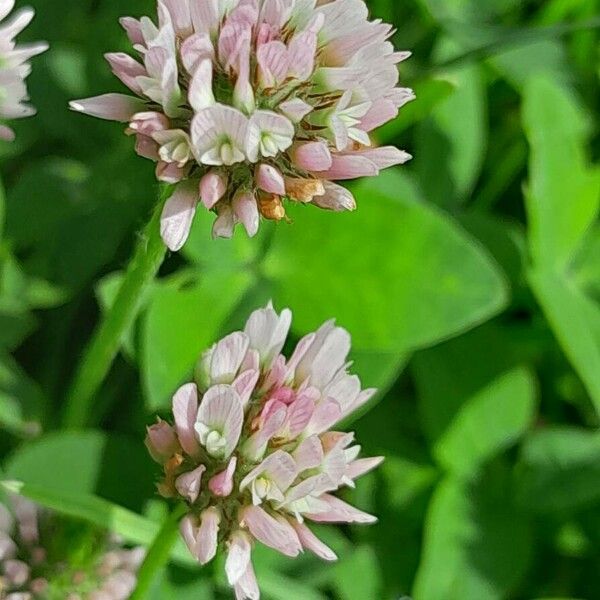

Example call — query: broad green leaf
[524,77,600,413]
[142,269,254,410]
[182,203,268,269]
[376,79,455,143]
[529,271,600,413]
[0,175,5,239]
[516,427,600,512]
[416,38,487,206]
[418,0,520,22]
[0,353,46,436]
[151,570,214,600]
[490,41,571,90]
[3,430,155,511]
[263,170,508,354]
[333,546,384,600]
[0,480,192,566]
[258,572,327,600]
[524,77,599,269]
[414,472,531,600]
[382,456,438,510]
[459,213,526,294]
[414,327,537,476]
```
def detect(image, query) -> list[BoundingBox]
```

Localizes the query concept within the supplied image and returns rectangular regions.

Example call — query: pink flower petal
[175,464,206,503]
[346,456,385,481]
[257,40,289,88]
[212,204,236,239]
[316,154,379,180]
[160,181,199,251]
[240,450,298,498]
[291,141,332,171]
[225,531,252,585]
[209,332,250,384]
[296,321,351,389]
[119,17,145,46]
[172,382,200,456]
[195,384,244,459]
[255,164,285,195]
[145,419,179,463]
[189,58,215,111]
[306,494,377,524]
[197,507,220,565]
[240,505,302,557]
[279,98,313,123]
[209,456,238,497]
[312,182,356,212]
[244,303,292,368]
[233,558,260,600]
[290,520,337,561]
[199,170,228,209]
[104,52,146,95]
[292,435,324,471]
[69,94,145,122]
[232,191,260,237]
[232,369,260,408]
[287,30,317,81]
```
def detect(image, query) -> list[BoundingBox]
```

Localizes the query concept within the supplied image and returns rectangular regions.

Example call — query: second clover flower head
[70,0,414,250]
[145,302,383,600]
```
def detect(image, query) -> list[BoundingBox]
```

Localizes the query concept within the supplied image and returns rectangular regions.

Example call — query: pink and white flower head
[0,494,144,598]
[0,0,47,141]
[70,0,414,250]
[146,302,383,599]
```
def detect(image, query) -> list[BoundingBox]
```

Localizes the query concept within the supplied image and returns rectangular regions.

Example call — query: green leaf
[142,269,254,410]
[0,352,46,436]
[332,546,384,600]
[131,504,189,600]
[414,471,531,600]
[529,271,600,413]
[382,456,439,510]
[416,38,487,206]
[263,170,508,355]
[0,480,192,566]
[516,427,600,512]
[256,572,327,600]
[3,430,156,511]
[414,326,537,476]
[524,77,599,270]
[523,77,600,414]
[151,569,214,600]
[376,79,455,143]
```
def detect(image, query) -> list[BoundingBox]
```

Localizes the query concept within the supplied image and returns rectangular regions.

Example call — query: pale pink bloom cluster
[146,303,383,599]
[0,496,144,599]
[0,0,47,141]
[70,0,414,250]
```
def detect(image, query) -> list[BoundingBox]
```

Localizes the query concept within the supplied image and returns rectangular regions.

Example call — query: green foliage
[0,0,599,598]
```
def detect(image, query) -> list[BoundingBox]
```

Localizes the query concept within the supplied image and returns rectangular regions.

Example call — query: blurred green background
[1,0,600,598]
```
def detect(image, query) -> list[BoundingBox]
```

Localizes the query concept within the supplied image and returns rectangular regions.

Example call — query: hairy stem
[62,188,169,428]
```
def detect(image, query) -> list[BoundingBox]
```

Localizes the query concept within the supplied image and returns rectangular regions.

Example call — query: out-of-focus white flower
[0,495,144,598]
[0,0,47,141]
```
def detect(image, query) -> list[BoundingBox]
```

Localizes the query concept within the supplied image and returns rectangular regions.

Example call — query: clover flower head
[146,302,383,599]
[0,495,144,599]
[0,0,47,141]
[70,0,414,250]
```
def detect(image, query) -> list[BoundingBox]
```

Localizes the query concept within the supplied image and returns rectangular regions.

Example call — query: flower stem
[130,503,188,599]
[62,187,169,428]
